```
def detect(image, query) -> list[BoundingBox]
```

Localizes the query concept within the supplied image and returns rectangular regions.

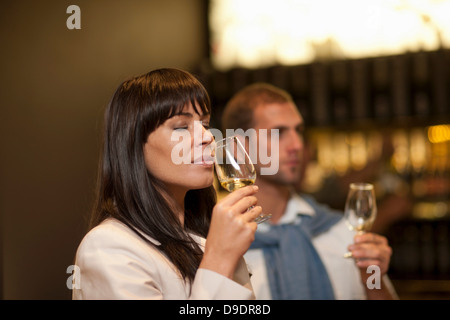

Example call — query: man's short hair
[221,82,294,132]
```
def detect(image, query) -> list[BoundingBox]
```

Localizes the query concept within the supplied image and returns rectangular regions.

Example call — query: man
[221,82,397,300]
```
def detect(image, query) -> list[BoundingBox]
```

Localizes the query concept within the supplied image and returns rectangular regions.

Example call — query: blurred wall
[0,0,207,299]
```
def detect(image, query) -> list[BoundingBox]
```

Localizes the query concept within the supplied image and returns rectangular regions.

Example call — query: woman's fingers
[242,205,263,223]
[215,185,261,220]
[219,185,259,206]
[233,195,258,214]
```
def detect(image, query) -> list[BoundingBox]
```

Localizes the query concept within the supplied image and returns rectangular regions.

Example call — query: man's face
[252,102,305,186]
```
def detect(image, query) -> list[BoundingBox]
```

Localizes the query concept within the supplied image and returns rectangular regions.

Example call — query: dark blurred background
[0,0,449,299]
[0,0,209,300]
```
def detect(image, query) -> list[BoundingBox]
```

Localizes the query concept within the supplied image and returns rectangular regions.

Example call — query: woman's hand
[199,185,262,279]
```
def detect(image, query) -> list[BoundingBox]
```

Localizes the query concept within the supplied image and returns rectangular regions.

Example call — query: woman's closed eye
[202,122,210,130]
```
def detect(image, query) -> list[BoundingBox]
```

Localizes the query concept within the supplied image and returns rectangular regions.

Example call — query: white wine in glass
[343,182,377,258]
[220,178,256,192]
[214,136,271,224]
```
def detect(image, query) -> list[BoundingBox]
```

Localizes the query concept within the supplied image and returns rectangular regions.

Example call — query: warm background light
[209,0,450,70]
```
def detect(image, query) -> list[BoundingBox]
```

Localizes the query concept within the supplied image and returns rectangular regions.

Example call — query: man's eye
[174,127,188,131]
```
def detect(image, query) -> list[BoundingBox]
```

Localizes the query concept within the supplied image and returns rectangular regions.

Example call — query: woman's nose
[196,121,213,145]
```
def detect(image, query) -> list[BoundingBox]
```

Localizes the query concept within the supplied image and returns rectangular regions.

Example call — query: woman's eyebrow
[173,112,193,118]
[173,111,211,118]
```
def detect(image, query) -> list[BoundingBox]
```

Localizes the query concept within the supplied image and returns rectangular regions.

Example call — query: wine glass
[214,136,271,224]
[343,182,377,258]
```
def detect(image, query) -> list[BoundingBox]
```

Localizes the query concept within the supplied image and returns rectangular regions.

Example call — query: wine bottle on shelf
[371,56,392,121]
[429,50,449,117]
[391,54,412,119]
[350,59,371,122]
[330,60,350,125]
[411,51,431,118]
[310,62,331,126]
[289,65,311,125]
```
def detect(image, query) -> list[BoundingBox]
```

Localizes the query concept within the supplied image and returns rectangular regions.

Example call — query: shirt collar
[279,192,315,223]
[258,192,315,231]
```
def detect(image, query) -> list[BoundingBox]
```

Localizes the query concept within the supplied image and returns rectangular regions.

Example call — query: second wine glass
[214,136,271,224]
[343,182,377,258]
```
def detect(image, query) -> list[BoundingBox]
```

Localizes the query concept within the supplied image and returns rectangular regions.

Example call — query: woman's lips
[193,155,215,166]
[192,144,215,165]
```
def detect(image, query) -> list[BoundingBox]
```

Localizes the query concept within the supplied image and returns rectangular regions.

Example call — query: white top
[73,218,255,300]
[244,193,367,300]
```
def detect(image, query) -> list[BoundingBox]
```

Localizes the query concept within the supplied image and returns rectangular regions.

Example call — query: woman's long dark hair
[89,68,216,284]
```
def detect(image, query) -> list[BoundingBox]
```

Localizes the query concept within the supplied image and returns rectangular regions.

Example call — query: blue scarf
[250,195,342,300]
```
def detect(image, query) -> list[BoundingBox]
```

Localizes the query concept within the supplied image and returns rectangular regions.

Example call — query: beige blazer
[72,218,255,300]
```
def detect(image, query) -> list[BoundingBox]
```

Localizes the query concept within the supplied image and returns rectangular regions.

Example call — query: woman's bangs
[141,70,211,139]
[190,84,211,116]
[167,84,211,118]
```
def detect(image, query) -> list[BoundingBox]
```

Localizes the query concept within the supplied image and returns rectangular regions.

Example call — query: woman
[72,68,261,299]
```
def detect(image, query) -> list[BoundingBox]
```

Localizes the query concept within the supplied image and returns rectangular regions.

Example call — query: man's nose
[287,130,303,151]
